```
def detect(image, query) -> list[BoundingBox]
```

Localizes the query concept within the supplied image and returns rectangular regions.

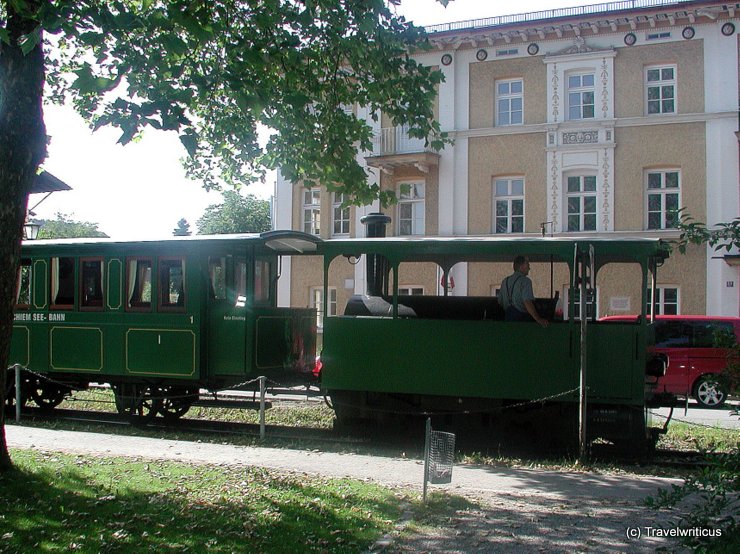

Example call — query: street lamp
[23,221,41,240]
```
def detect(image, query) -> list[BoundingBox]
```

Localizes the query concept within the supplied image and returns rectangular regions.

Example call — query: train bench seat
[343,294,506,320]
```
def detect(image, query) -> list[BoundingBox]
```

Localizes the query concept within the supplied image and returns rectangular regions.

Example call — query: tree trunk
[0,1,48,471]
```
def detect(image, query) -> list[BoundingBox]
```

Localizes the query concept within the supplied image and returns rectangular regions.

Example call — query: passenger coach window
[51,257,75,309]
[80,258,104,310]
[15,258,32,308]
[127,258,152,310]
[235,260,247,308]
[159,258,185,311]
[209,257,226,300]
[254,260,271,304]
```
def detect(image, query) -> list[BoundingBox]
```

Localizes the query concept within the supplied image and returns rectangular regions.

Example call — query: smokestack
[360,213,391,296]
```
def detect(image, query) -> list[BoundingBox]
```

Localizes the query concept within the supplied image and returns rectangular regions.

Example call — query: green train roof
[20,230,321,255]
[319,235,672,266]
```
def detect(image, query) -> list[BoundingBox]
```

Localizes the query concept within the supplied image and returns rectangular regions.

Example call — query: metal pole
[15,364,21,423]
[578,253,588,461]
[423,417,431,503]
[259,376,266,440]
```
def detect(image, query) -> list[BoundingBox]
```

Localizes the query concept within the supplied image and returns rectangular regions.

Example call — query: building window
[565,286,598,320]
[311,287,337,330]
[398,182,425,236]
[399,287,424,295]
[332,192,350,236]
[647,286,679,315]
[302,188,321,236]
[80,258,104,310]
[566,175,597,232]
[159,258,185,311]
[646,170,680,230]
[51,257,75,309]
[646,65,676,115]
[15,258,32,308]
[496,79,523,125]
[567,73,595,120]
[127,258,152,311]
[493,178,525,234]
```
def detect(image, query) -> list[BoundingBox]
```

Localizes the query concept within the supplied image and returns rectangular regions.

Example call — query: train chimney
[360,213,391,296]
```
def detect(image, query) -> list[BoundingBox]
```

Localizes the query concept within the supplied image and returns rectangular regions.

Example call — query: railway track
[16,404,726,470]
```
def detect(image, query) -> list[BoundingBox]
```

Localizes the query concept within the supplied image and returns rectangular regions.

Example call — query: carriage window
[159,258,185,310]
[80,258,104,310]
[127,258,152,310]
[254,260,271,304]
[235,259,247,308]
[209,257,226,300]
[51,257,75,309]
[15,258,32,308]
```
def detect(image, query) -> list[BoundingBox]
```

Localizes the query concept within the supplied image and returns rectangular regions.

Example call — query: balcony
[365,126,440,175]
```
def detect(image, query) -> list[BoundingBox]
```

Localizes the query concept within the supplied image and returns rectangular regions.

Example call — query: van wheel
[693,376,727,409]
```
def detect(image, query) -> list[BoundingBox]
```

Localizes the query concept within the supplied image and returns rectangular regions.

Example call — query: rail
[424,0,696,34]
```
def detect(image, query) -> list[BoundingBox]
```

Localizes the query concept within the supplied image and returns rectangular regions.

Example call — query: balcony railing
[424,0,694,34]
[370,126,435,157]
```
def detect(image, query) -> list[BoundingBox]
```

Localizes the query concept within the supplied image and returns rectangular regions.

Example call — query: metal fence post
[423,417,431,503]
[259,376,266,440]
[14,364,22,423]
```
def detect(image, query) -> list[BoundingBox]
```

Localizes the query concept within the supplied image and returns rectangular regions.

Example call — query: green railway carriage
[318,233,671,449]
[9,231,319,418]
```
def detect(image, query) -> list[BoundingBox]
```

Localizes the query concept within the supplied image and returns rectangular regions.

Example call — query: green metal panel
[126,328,197,377]
[106,258,123,311]
[9,325,30,367]
[322,318,578,401]
[586,323,644,401]
[32,259,48,309]
[50,326,103,372]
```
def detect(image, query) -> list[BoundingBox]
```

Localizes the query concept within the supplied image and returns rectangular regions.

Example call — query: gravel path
[6,424,690,552]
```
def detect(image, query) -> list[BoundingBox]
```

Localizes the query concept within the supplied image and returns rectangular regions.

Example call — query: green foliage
[172,218,191,236]
[0,450,402,552]
[674,210,740,254]
[646,449,739,552]
[33,0,449,205]
[196,191,271,235]
[34,212,108,239]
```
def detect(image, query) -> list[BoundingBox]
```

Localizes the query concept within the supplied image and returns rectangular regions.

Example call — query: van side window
[654,321,690,348]
[15,258,32,308]
[51,257,75,309]
[127,258,152,310]
[693,322,736,348]
[159,258,185,311]
[80,258,104,310]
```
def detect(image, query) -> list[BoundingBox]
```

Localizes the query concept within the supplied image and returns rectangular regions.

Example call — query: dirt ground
[7,425,693,553]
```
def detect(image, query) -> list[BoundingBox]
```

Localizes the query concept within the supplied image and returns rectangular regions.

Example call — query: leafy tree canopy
[196,191,270,234]
[28,0,448,206]
[675,210,740,254]
[34,212,108,239]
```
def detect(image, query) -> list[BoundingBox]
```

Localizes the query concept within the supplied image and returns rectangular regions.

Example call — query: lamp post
[23,221,41,240]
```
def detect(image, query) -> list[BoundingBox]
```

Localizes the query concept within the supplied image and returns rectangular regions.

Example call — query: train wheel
[157,387,197,421]
[693,376,727,409]
[29,381,66,411]
[112,384,161,423]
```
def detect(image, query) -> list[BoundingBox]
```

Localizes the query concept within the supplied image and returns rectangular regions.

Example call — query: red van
[601,315,739,408]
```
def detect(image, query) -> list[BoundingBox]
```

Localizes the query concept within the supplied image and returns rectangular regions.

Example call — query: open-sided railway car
[318,227,671,450]
[8,231,319,419]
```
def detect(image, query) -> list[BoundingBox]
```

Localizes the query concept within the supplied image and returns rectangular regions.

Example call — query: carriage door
[206,255,248,377]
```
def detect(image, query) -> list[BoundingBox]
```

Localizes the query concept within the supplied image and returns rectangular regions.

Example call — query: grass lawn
[0,450,404,553]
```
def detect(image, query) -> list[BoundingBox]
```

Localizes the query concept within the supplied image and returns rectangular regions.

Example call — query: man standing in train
[498,256,549,327]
